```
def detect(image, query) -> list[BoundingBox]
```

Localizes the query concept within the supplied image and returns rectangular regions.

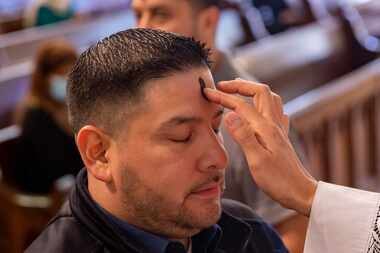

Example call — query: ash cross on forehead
[199,77,210,102]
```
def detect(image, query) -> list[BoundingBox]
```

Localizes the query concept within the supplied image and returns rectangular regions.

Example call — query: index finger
[204,88,264,125]
[218,80,268,97]
[218,79,279,124]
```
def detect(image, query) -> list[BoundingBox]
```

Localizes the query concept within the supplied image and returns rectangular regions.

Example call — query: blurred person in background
[14,39,83,194]
[24,0,75,27]
[251,0,303,34]
[131,0,308,252]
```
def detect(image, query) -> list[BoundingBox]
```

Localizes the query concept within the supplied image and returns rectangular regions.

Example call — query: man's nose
[137,15,153,29]
[199,131,228,173]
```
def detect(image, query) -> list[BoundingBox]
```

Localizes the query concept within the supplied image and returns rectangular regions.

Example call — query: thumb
[224,111,262,152]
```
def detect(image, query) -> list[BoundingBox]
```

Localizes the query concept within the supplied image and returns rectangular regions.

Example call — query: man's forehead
[158,106,224,131]
[139,68,219,117]
[145,67,215,94]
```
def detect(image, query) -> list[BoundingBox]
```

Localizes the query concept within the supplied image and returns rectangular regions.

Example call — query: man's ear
[76,126,113,183]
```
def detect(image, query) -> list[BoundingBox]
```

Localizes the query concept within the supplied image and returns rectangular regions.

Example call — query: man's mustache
[188,172,225,195]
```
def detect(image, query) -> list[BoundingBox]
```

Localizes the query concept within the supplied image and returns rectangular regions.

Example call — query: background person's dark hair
[191,0,221,10]
[30,39,77,107]
[68,28,211,134]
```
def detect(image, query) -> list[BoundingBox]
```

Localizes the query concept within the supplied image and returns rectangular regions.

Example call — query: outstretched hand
[205,79,317,217]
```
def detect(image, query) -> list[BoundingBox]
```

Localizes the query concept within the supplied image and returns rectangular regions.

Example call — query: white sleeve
[304,181,380,253]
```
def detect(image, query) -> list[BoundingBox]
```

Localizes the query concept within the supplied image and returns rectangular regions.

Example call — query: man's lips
[190,183,223,199]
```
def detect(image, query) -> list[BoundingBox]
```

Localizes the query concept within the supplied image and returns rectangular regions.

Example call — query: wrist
[298,178,318,217]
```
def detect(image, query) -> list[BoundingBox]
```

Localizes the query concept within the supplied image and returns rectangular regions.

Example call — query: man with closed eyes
[26,28,288,253]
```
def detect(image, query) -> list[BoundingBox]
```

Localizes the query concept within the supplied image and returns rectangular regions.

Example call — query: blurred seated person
[14,39,83,194]
[24,0,75,27]
[251,0,304,34]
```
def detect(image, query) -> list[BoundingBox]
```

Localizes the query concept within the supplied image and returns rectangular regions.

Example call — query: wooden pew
[233,6,380,103]
[285,58,380,191]
[0,9,135,67]
[0,0,28,34]
[0,15,23,34]
[302,0,380,59]
[0,0,130,35]
[0,125,64,253]
[0,10,135,127]
[233,18,351,102]
[0,61,31,128]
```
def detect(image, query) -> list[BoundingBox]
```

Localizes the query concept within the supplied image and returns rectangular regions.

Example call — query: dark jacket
[26,170,288,253]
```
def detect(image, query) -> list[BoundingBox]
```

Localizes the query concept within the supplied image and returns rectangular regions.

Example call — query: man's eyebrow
[160,116,201,129]
[159,108,225,129]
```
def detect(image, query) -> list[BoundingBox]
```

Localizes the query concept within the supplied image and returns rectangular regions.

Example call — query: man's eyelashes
[170,128,220,143]
[170,134,192,143]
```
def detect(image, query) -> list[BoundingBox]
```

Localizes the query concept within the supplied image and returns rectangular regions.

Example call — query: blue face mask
[50,75,67,102]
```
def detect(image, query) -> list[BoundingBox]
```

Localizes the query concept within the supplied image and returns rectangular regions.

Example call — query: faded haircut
[68,28,211,134]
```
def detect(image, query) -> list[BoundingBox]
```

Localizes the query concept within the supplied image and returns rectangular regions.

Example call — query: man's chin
[182,197,222,229]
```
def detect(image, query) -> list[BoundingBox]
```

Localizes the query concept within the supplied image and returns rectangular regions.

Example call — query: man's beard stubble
[119,166,224,238]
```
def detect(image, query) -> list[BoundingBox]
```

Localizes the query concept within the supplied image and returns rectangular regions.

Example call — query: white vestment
[304,181,380,253]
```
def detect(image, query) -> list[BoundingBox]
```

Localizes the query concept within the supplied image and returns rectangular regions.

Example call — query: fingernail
[218,81,229,85]
[226,113,241,129]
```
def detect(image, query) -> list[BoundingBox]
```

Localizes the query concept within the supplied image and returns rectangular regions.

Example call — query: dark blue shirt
[99,205,222,253]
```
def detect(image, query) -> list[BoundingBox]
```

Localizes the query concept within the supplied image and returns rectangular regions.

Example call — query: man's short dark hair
[68,28,211,134]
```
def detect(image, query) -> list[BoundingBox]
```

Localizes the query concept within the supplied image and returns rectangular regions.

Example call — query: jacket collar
[70,169,141,252]
[217,211,253,252]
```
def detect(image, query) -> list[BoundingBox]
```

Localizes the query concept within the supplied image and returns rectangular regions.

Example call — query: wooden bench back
[0,62,30,128]
[0,125,21,186]
[0,10,135,127]
[0,125,65,252]
[233,18,351,102]
[0,10,134,67]
[285,59,380,190]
